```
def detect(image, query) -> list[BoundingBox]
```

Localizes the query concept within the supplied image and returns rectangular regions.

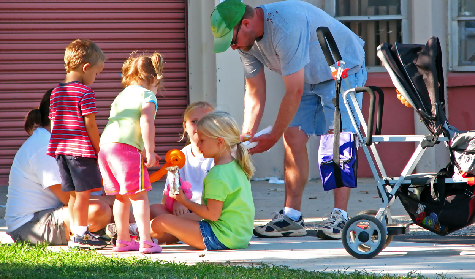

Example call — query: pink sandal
[112,239,140,252]
[139,240,162,254]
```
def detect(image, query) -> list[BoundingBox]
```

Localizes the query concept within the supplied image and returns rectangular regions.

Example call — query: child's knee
[150,203,169,219]
[128,190,149,202]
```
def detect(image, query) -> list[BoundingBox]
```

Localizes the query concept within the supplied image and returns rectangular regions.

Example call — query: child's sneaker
[253,210,307,237]
[316,209,348,239]
[68,230,108,249]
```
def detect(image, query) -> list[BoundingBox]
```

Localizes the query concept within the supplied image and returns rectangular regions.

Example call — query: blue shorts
[289,64,367,136]
[198,221,229,251]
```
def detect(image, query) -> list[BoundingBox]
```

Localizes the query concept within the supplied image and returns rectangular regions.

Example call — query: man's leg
[318,63,366,239]
[283,127,310,211]
[334,187,350,211]
[253,127,309,238]
[332,62,365,216]
[62,198,112,241]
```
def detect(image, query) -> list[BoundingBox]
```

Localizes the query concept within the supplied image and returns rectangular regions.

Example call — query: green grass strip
[0,243,443,278]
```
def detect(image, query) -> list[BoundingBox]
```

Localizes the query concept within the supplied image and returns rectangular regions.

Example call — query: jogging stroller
[318,28,475,259]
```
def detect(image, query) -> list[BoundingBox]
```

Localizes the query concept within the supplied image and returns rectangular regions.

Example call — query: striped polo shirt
[47,81,98,158]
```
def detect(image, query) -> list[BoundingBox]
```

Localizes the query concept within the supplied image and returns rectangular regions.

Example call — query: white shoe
[317,210,348,239]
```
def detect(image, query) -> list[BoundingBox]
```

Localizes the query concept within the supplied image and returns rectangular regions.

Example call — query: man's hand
[248,133,279,154]
[172,201,188,216]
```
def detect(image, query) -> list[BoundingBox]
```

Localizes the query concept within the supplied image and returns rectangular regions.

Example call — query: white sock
[129,223,138,235]
[334,208,348,220]
[72,226,88,236]
[283,207,302,221]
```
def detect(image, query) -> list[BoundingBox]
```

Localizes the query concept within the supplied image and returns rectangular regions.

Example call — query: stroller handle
[316,27,342,66]
[354,86,384,146]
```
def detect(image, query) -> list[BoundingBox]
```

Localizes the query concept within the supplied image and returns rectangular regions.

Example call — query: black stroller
[318,29,475,259]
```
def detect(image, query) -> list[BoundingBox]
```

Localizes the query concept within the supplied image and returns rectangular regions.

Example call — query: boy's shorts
[7,206,67,245]
[56,155,102,192]
[289,63,367,136]
[98,142,152,195]
[198,221,229,251]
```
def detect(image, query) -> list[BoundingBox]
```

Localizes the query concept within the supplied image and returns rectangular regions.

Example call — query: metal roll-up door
[0,0,188,184]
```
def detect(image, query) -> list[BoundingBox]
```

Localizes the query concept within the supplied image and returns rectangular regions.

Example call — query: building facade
[188,0,475,180]
[1,0,474,184]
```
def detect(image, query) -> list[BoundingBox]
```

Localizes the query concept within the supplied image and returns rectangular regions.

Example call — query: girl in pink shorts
[98,52,163,254]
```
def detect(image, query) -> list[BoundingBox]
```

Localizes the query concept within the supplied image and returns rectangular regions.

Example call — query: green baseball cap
[210,0,246,53]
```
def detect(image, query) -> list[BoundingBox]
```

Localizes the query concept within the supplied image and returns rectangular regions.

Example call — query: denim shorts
[289,63,367,136]
[198,221,229,251]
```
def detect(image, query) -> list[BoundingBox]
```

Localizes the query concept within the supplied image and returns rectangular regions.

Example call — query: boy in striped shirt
[47,39,107,249]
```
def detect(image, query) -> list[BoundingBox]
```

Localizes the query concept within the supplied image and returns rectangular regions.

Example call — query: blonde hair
[122,52,164,88]
[64,39,106,72]
[180,101,215,144]
[197,111,254,180]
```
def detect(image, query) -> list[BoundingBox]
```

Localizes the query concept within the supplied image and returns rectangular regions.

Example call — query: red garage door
[0,0,188,184]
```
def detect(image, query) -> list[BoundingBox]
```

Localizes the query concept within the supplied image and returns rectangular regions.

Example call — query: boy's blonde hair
[197,111,254,180]
[122,52,164,88]
[64,39,106,72]
[180,101,214,144]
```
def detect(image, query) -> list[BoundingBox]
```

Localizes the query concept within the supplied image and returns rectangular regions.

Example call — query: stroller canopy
[378,37,446,136]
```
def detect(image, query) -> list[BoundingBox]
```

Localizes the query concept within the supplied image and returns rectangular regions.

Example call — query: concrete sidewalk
[0,178,408,226]
[2,179,474,278]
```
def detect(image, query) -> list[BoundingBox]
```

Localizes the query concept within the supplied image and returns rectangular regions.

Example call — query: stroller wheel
[342,214,387,259]
[357,209,393,249]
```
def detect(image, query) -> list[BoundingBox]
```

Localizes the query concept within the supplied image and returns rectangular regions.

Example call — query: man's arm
[84,113,100,155]
[242,67,266,138]
[250,67,305,154]
[48,184,70,205]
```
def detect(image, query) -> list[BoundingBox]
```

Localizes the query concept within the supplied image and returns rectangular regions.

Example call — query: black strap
[332,78,344,188]
[316,26,344,188]
[430,163,453,200]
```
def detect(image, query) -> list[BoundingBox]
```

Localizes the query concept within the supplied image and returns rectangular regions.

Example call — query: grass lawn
[0,243,439,278]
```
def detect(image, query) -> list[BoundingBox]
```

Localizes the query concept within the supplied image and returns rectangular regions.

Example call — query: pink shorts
[98,143,152,195]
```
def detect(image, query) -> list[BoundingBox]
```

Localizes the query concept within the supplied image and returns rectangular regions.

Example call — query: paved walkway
[2,179,474,278]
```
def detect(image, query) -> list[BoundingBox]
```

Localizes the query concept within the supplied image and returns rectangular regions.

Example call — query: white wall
[410,0,450,173]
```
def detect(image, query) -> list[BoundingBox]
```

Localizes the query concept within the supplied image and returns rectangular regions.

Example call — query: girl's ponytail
[24,88,53,136]
[122,51,164,89]
[236,142,254,180]
[24,108,42,136]
[151,52,164,80]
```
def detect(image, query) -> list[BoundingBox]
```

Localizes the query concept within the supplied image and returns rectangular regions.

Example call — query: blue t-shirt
[239,1,365,85]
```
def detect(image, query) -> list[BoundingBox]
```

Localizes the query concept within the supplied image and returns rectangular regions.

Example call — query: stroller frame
[338,45,471,259]
[316,27,472,259]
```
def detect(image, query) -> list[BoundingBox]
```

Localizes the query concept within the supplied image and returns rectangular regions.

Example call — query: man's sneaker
[316,210,348,240]
[90,228,111,242]
[253,210,307,237]
[68,230,108,249]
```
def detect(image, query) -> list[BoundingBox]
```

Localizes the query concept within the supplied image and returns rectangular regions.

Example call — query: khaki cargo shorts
[7,206,67,245]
